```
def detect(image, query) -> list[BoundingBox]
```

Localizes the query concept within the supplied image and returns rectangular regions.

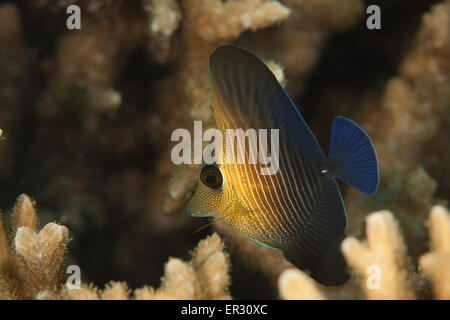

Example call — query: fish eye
[200,165,223,189]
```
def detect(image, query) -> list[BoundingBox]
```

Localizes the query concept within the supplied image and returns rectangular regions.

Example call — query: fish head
[187,163,234,218]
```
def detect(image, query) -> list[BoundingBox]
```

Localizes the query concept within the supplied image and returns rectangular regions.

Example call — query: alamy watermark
[171,121,280,175]
[66,5,81,30]
[66,265,81,290]
[64,4,381,31]
[366,264,382,290]
[367,4,381,30]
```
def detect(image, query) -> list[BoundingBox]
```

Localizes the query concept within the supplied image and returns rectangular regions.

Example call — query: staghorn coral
[214,221,291,285]
[0,194,231,300]
[278,205,450,300]
[133,233,231,300]
[278,268,325,300]
[341,211,415,300]
[419,205,450,299]
[343,0,450,262]
[236,0,364,97]
[64,233,232,300]
[144,0,183,63]
[35,1,146,132]
[0,194,69,300]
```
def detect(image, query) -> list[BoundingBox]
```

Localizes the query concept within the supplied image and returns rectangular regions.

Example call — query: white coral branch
[419,205,450,299]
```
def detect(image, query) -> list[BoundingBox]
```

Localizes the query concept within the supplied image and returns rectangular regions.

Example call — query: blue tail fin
[328,116,379,195]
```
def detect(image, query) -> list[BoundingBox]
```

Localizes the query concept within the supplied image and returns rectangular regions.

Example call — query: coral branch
[144,0,183,63]
[0,219,9,271]
[419,205,450,299]
[14,222,69,298]
[344,1,450,263]
[64,233,232,300]
[192,0,290,40]
[12,194,38,232]
[101,282,130,300]
[278,268,325,300]
[0,194,69,299]
[341,211,415,299]
[138,233,232,299]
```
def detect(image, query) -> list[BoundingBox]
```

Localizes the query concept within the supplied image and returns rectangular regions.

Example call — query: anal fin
[281,179,349,286]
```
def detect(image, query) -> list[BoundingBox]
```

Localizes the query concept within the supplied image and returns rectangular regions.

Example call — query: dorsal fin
[209,45,326,165]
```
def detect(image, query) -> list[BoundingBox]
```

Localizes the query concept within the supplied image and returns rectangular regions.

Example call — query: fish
[187,45,379,286]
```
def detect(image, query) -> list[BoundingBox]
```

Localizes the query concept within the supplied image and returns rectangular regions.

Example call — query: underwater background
[0,0,448,299]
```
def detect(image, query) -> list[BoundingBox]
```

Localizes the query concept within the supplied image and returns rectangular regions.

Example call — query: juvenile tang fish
[187,45,379,285]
